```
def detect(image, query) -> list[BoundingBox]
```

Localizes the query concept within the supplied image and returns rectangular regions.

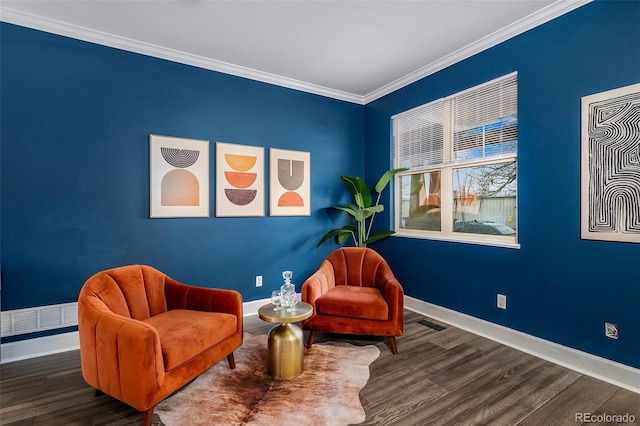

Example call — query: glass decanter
[280,270,297,312]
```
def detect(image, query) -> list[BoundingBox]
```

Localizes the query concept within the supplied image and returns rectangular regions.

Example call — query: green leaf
[341,176,372,208]
[360,205,383,220]
[346,203,359,211]
[363,205,384,214]
[364,230,395,245]
[337,232,352,244]
[316,226,355,248]
[362,210,375,220]
[334,205,358,218]
[337,224,357,245]
[341,224,358,233]
[354,192,364,208]
[315,229,342,247]
[340,175,362,196]
[374,167,409,193]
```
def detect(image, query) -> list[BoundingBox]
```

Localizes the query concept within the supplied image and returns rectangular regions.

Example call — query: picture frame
[580,83,640,243]
[216,142,265,217]
[269,148,311,216]
[150,134,209,218]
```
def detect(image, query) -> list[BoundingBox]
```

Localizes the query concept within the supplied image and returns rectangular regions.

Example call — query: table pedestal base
[267,322,304,379]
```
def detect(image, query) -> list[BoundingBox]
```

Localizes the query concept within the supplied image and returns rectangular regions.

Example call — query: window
[393,73,518,246]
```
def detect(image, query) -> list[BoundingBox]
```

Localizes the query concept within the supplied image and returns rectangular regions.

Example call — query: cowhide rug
[155,333,380,426]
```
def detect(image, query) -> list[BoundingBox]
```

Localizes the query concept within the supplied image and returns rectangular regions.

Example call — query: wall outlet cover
[497,294,507,309]
[605,322,618,339]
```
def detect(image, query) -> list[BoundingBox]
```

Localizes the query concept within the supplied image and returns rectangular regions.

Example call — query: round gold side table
[258,301,313,380]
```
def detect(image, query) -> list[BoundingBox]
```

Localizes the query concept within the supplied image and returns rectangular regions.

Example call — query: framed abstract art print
[150,134,209,218]
[580,83,640,243]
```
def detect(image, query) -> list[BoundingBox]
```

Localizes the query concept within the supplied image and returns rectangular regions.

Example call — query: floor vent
[418,319,446,331]
[1,303,78,337]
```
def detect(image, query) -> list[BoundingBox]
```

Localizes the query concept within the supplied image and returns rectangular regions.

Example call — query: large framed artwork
[581,83,640,243]
[216,142,264,217]
[150,134,209,218]
[269,148,311,216]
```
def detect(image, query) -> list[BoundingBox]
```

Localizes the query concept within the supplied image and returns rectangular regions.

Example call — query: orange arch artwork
[270,148,310,216]
[216,142,264,217]
[278,191,304,207]
[224,154,257,172]
[161,169,199,206]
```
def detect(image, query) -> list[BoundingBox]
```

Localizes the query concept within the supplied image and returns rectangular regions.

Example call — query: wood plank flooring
[1,310,638,425]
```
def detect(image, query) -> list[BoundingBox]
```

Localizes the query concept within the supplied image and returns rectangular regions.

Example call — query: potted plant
[317,168,407,248]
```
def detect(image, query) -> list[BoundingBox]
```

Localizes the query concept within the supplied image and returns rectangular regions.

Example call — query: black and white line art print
[581,83,640,243]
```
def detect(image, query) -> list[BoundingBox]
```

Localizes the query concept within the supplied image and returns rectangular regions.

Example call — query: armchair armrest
[111,317,165,410]
[79,298,165,410]
[301,261,336,307]
[375,268,404,328]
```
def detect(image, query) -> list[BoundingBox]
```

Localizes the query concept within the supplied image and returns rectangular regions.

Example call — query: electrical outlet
[605,322,618,339]
[255,275,263,287]
[497,294,507,310]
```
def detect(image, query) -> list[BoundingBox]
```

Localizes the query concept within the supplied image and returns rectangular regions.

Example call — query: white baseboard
[0,298,272,364]
[243,298,268,317]
[405,296,640,394]
[1,331,80,363]
[3,295,639,395]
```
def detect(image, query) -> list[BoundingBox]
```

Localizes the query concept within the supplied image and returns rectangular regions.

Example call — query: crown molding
[1,1,591,106]
[363,0,593,104]
[0,7,366,105]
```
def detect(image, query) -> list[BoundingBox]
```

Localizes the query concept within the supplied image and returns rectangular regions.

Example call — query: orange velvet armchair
[301,247,404,354]
[78,265,243,426]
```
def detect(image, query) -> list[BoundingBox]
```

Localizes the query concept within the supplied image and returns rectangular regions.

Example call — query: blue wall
[366,1,640,368]
[2,1,639,369]
[0,23,363,331]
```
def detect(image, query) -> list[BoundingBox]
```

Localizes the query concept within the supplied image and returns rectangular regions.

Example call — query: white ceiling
[0,0,590,104]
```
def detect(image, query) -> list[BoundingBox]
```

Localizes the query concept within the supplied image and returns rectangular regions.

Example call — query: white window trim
[393,159,520,249]
[392,72,519,248]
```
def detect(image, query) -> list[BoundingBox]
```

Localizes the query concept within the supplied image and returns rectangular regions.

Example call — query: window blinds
[393,101,444,169]
[452,74,518,161]
[394,73,517,170]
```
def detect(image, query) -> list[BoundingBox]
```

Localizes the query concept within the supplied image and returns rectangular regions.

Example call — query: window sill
[392,230,521,249]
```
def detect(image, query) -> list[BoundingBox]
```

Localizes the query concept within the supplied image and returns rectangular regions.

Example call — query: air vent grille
[1,302,78,337]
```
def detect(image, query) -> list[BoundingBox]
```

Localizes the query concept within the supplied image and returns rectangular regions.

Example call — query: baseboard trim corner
[243,298,269,317]
[405,296,639,394]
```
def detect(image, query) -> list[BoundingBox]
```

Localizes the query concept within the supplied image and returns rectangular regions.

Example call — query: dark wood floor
[1,310,638,425]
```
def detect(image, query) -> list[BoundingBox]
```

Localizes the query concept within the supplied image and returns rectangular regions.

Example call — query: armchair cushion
[315,286,388,320]
[143,310,237,371]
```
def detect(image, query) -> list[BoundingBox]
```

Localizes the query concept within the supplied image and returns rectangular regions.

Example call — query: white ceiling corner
[0,1,592,105]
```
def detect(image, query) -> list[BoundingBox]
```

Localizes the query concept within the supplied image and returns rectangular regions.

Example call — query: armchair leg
[142,407,153,426]
[389,336,398,355]
[307,331,316,349]
[227,353,236,369]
